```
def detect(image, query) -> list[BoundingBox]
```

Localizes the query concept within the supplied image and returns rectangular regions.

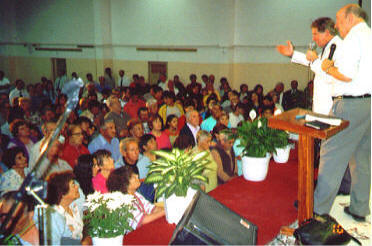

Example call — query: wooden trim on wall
[137,47,197,52]
[35,47,82,52]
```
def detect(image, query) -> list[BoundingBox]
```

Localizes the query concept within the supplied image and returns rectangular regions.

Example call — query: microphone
[328,44,336,60]
[309,41,317,51]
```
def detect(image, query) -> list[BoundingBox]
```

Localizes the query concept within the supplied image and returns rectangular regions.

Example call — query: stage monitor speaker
[169,191,257,245]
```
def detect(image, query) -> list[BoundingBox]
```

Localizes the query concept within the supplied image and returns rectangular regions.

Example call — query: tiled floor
[269,195,371,245]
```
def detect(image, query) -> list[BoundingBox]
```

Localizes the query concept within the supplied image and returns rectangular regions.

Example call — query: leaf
[152,150,176,161]
[191,151,208,162]
[192,175,208,183]
[145,173,163,183]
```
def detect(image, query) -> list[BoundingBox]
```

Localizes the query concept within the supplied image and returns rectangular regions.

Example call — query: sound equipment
[169,191,257,245]
[328,44,337,60]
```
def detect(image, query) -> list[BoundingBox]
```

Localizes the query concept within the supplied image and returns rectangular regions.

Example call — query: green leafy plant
[145,148,209,199]
[84,191,134,238]
[235,118,277,157]
[271,128,289,149]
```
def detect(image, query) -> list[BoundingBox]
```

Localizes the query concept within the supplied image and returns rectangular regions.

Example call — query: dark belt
[332,94,371,100]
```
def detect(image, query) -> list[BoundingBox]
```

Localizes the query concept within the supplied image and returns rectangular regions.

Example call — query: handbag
[293,214,361,245]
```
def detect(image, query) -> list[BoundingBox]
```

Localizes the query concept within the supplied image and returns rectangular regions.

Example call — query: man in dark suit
[282,80,305,110]
[179,110,200,146]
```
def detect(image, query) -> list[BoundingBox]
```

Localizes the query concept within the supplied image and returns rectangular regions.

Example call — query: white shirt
[186,122,200,144]
[117,75,131,87]
[332,22,372,96]
[0,77,10,93]
[9,88,30,106]
[228,112,244,128]
[291,35,343,115]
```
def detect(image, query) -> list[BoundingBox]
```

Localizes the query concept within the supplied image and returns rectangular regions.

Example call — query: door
[148,61,167,85]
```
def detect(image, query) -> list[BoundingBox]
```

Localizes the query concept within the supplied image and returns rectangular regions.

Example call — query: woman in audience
[128,118,144,140]
[107,166,165,230]
[0,191,39,245]
[210,128,237,184]
[55,93,68,116]
[253,84,264,104]
[92,149,115,193]
[163,114,179,146]
[73,154,99,197]
[149,114,171,150]
[0,147,28,196]
[61,124,90,168]
[249,92,263,118]
[194,130,217,192]
[7,119,37,160]
[44,171,84,245]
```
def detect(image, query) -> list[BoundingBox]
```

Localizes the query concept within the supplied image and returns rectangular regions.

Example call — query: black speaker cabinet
[169,191,258,245]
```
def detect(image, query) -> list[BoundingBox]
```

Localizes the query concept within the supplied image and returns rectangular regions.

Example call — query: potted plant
[271,128,291,163]
[84,191,134,245]
[145,148,209,224]
[235,117,276,181]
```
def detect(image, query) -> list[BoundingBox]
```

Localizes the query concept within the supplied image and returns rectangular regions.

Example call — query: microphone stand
[0,79,83,245]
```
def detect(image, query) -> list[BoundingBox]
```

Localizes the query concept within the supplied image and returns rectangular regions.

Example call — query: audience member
[73,154,98,197]
[210,129,237,184]
[107,166,165,230]
[92,149,115,193]
[163,114,179,146]
[44,171,84,245]
[282,80,305,110]
[61,124,90,168]
[88,119,120,162]
[0,147,29,196]
[179,110,200,146]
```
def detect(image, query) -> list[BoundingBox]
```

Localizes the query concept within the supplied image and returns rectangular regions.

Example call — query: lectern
[268,108,349,224]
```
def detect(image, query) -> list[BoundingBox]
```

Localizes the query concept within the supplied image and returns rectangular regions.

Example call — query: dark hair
[75,116,91,125]
[46,171,75,205]
[92,149,112,167]
[9,119,27,137]
[2,147,27,169]
[232,102,245,112]
[163,91,176,101]
[139,134,156,153]
[183,98,195,109]
[88,100,101,111]
[152,85,163,94]
[212,124,228,141]
[165,114,178,129]
[127,118,142,132]
[149,114,164,131]
[73,154,95,196]
[174,134,195,150]
[137,107,148,118]
[107,166,134,194]
[311,17,337,35]
[254,84,263,94]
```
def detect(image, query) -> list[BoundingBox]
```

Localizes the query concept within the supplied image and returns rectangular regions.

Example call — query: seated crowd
[0,68,312,244]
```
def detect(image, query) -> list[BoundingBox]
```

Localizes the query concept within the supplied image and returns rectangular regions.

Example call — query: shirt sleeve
[335,34,360,79]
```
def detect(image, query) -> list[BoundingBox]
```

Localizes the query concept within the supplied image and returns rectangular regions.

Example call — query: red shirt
[61,142,90,168]
[92,172,108,194]
[123,99,146,119]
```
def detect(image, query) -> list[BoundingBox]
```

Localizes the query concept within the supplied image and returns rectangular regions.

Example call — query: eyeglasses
[71,132,83,136]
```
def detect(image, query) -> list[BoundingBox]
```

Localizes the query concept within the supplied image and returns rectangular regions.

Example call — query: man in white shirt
[314,4,371,221]
[277,17,342,115]
[9,79,30,106]
[54,70,68,94]
[0,71,10,94]
[117,69,130,89]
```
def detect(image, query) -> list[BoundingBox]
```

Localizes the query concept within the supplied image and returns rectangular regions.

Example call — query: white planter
[242,153,271,182]
[92,234,124,246]
[164,187,197,224]
[273,145,291,163]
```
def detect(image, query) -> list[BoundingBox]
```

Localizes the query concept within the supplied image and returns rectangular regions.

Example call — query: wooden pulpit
[268,108,349,224]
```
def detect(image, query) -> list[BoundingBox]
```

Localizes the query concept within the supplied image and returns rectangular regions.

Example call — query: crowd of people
[0,54,316,244]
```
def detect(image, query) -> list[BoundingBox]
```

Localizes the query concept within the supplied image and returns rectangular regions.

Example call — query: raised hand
[276,40,294,57]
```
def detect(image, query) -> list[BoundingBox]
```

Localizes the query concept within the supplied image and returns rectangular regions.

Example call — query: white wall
[0,0,369,63]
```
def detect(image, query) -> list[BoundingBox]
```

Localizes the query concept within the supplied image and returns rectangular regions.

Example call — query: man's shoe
[344,206,365,222]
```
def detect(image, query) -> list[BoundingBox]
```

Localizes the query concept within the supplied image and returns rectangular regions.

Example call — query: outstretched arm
[276,41,294,57]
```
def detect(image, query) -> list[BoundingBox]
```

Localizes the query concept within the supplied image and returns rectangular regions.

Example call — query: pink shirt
[151,131,172,150]
[92,172,108,194]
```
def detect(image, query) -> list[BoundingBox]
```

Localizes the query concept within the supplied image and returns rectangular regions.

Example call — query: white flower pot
[164,187,197,224]
[242,153,271,182]
[92,234,124,245]
[273,145,291,163]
